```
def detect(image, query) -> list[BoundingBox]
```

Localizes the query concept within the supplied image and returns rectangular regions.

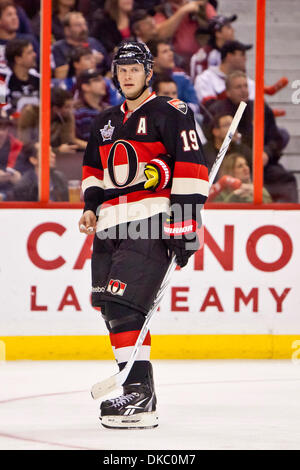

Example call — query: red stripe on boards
[110,330,151,349]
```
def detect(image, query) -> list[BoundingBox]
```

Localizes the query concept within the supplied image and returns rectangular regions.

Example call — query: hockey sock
[109,330,151,385]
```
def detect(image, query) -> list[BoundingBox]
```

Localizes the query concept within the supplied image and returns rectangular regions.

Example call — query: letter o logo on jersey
[107,279,127,296]
[107,140,138,188]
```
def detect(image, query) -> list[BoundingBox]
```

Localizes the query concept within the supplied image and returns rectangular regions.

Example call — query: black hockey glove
[163,219,200,268]
[144,154,172,191]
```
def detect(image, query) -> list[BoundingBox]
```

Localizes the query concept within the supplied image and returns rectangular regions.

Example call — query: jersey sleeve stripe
[171,177,209,196]
[82,176,105,193]
[173,162,208,180]
[82,165,104,180]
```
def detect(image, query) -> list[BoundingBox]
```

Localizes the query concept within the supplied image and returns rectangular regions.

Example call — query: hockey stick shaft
[91,101,247,400]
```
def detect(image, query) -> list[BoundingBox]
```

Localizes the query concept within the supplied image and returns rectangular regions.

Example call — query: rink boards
[0,207,299,360]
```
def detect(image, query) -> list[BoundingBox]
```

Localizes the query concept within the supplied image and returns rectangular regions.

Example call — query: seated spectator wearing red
[0,0,39,77]
[5,38,39,115]
[51,11,110,79]
[2,142,69,201]
[147,39,199,113]
[206,71,297,203]
[32,0,79,42]
[190,14,236,82]
[51,87,86,152]
[194,40,254,106]
[208,152,272,203]
[90,0,133,55]
[74,68,109,142]
[154,0,217,71]
[203,112,252,175]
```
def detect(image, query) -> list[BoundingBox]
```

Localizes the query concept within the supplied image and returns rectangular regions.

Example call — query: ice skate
[100,366,158,429]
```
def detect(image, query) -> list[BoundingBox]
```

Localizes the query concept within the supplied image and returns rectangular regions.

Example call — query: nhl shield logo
[100,120,115,141]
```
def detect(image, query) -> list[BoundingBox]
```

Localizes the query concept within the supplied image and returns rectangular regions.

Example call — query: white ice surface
[0,360,300,450]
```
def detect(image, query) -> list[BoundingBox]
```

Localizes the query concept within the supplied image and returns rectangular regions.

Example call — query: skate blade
[100,411,158,430]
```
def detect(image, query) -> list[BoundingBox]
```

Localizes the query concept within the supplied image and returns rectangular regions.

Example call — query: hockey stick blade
[90,101,247,400]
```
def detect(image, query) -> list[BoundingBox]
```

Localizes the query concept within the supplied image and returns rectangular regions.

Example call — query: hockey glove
[163,218,200,268]
[144,155,172,191]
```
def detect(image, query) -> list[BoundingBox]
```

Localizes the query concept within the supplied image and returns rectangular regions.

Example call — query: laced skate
[100,367,158,429]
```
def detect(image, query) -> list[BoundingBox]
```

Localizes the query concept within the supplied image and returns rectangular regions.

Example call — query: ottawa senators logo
[107,279,127,296]
[167,99,188,115]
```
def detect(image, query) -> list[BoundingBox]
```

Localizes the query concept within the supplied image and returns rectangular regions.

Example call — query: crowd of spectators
[0,0,297,203]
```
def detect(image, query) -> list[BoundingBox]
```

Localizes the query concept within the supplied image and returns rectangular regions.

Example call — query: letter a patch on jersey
[136,116,147,135]
[167,99,188,115]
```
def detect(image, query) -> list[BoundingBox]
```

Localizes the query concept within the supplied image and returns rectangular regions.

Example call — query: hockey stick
[91,101,247,400]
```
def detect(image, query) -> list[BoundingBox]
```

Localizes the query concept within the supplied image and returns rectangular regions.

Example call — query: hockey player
[78,41,209,429]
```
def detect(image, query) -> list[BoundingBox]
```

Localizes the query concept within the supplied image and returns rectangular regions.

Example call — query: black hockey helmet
[112,41,154,95]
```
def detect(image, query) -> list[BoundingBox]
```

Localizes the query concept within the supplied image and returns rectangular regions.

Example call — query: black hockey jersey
[82,92,208,232]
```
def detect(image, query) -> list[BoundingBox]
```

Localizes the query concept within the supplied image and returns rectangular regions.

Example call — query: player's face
[157,81,178,99]
[227,77,249,104]
[117,63,150,99]
[233,156,251,183]
[156,44,175,70]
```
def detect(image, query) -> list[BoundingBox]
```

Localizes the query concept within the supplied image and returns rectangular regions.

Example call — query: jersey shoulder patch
[167,99,188,115]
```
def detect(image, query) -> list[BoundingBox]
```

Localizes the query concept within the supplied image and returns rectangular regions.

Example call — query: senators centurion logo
[107,279,127,296]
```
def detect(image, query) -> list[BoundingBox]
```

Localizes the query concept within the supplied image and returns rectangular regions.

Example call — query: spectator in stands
[0,111,22,171]
[90,0,133,55]
[206,71,298,202]
[52,45,96,91]
[207,152,272,203]
[2,142,69,201]
[147,39,199,112]
[17,103,39,145]
[52,46,122,106]
[51,87,86,152]
[74,68,109,142]
[203,112,252,175]
[32,0,79,41]
[5,38,39,115]
[190,14,236,82]
[130,9,158,44]
[152,73,207,144]
[52,11,110,79]
[194,40,253,106]
[154,0,217,71]
[152,73,178,99]
[0,0,39,77]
